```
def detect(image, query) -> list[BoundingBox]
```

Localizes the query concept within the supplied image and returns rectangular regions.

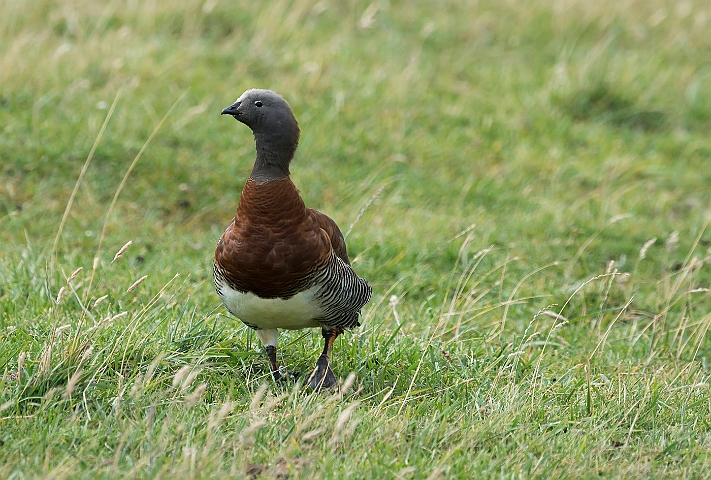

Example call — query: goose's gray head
[221,89,299,138]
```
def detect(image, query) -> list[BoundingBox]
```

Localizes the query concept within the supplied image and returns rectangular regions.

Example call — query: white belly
[218,284,323,330]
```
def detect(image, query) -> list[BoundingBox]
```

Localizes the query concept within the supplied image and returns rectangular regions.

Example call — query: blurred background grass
[1,0,711,477]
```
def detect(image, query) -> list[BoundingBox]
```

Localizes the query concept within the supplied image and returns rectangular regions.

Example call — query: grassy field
[2,0,711,477]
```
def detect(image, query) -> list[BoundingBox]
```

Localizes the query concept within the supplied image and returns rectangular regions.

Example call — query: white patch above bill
[236,88,258,103]
[218,284,323,330]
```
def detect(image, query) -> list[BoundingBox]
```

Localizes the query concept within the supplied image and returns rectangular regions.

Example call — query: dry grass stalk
[180,368,202,392]
[126,275,148,293]
[294,405,324,437]
[50,89,122,273]
[0,401,14,415]
[92,295,109,308]
[185,383,207,405]
[67,267,83,283]
[425,465,448,480]
[345,184,385,239]
[540,310,569,322]
[249,383,268,413]
[208,399,234,431]
[112,241,132,263]
[145,404,156,427]
[389,295,401,325]
[78,345,94,364]
[639,237,656,259]
[301,428,326,442]
[55,324,71,336]
[85,312,127,333]
[328,402,360,445]
[666,231,679,252]
[341,372,357,395]
[172,365,192,388]
[239,420,267,448]
[62,368,83,400]
[38,342,54,378]
[56,286,67,304]
[262,391,289,413]
[17,352,26,382]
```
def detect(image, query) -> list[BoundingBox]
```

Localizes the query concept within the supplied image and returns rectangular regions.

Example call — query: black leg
[306,328,342,390]
[265,345,283,381]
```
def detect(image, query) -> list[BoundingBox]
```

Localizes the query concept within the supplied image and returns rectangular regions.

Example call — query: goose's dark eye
[254,101,263,107]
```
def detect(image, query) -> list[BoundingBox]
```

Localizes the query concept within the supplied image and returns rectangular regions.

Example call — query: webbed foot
[306,355,337,390]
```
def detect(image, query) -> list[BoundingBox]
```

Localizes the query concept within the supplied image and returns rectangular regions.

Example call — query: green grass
[2,0,711,477]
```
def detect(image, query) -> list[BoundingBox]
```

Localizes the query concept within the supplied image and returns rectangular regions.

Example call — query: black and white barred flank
[310,252,372,329]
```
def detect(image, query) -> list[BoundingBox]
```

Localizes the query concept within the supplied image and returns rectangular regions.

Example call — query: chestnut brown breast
[214,177,334,299]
